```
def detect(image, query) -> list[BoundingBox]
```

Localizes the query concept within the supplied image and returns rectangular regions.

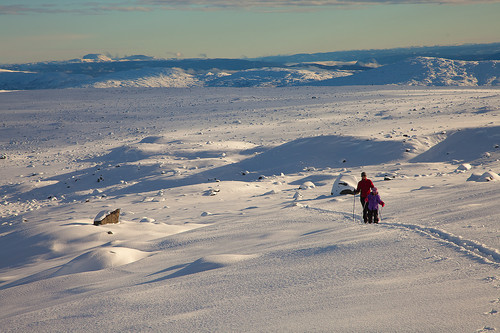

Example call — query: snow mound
[467,171,500,182]
[168,254,258,278]
[55,247,150,276]
[331,174,358,195]
[456,163,472,172]
[299,181,316,190]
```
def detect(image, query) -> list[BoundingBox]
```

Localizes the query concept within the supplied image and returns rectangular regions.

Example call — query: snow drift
[55,247,150,276]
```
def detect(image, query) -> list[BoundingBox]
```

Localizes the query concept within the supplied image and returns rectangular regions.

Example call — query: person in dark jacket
[355,172,374,223]
[365,187,385,223]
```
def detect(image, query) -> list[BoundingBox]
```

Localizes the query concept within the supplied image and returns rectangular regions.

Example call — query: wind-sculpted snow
[154,254,259,280]
[55,247,150,276]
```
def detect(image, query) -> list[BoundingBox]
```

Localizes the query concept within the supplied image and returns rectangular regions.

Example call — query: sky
[1,0,500,64]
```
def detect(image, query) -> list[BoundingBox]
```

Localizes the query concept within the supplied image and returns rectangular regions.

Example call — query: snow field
[0,86,499,332]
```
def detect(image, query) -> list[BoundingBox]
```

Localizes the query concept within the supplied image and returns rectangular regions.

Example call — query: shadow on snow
[1,135,409,202]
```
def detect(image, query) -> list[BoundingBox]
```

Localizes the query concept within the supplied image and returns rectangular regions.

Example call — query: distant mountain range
[1,43,499,90]
[253,42,500,64]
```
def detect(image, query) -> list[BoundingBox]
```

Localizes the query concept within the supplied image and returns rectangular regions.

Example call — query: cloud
[98,6,153,12]
[1,0,498,15]
[0,4,93,15]
[0,5,63,15]
[0,2,139,15]
[140,0,500,8]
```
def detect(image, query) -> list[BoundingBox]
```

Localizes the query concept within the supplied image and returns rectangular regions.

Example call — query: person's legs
[367,209,373,223]
[360,197,368,223]
[373,209,379,223]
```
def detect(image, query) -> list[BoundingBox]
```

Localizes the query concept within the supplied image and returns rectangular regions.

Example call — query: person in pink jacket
[365,187,385,224]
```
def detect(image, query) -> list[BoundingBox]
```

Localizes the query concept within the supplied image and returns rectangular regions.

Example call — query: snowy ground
[0,86,499,332]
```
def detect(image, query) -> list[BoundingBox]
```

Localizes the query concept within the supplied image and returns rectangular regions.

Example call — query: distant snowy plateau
[1,53,500,90]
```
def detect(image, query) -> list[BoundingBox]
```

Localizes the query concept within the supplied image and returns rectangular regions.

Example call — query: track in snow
[300,204,500,267]
[381,220,500,266]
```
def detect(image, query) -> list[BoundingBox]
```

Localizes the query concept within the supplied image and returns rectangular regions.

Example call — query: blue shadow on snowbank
[110,135,407,195]
[236,135,407,175]
[410,126,500,163]
[0,135,408,202]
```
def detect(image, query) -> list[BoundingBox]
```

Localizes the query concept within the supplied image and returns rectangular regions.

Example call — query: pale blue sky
[1,1,499,64]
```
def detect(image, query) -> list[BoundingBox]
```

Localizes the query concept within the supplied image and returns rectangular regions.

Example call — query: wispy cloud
[140,0,498,4]
[138,0,500,11]
[0,4,66,15]
[133,0,500,8]
[0,2,139,15]
[1,0,498,15]
[0,4,96,15]
[98,6,153,12]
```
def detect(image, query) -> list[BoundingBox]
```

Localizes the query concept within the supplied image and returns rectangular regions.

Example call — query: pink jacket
[365,192,385,210]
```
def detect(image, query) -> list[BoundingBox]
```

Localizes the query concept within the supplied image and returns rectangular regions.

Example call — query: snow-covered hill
[1,53,500,89]
[206,67,352,87]
[0,68,92,90]
[313,57,500,86]
[85,67,202,88]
